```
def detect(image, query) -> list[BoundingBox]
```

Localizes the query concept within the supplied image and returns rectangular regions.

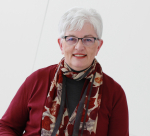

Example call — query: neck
[66,63,88,73]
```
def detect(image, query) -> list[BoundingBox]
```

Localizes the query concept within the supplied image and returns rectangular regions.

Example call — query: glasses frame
[61,36,100,46]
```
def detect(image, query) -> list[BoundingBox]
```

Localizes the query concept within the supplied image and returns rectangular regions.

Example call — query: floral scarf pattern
[41,58,103,136]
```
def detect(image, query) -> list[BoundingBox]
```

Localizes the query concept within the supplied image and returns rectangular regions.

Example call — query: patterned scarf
[41,58,103,136]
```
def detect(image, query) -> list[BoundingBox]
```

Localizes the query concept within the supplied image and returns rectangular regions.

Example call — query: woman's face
[58,23,103,71]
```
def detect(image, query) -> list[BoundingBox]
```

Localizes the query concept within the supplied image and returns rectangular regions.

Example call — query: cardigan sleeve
[108,85,129,136]
[0,78,29,136]
[0,65,56,136]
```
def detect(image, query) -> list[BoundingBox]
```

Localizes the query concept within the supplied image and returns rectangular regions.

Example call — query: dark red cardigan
[0,64,129,136]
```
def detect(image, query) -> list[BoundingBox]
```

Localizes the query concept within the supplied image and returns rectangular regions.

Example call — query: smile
[73,54,86,57]
[73,54,87,59]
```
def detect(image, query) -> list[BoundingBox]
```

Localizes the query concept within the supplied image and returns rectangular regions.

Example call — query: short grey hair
[58,7,103,39]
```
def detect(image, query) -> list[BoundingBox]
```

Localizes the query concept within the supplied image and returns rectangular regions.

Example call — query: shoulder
[101,72,127,109]
[23,64,57,94]
[102,72,125,94]
[103,72,121,88]
[26,64,57,82]
[20,64,58,100]
[32,64,57,77]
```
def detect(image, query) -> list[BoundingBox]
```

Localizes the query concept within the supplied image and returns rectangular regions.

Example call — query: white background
[0,0,150,136]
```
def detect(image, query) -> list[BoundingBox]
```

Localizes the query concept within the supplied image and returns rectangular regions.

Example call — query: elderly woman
[0,8,129,136]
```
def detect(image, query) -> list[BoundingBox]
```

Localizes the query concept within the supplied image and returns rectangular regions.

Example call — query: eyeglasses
[62,36,99,46]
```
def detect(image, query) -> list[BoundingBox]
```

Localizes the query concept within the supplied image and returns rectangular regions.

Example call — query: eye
[86,38,92,42]
[84,38,94,42]
[66,37,76,41]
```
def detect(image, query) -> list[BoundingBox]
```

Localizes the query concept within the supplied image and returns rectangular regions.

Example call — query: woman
[0,7,129,136]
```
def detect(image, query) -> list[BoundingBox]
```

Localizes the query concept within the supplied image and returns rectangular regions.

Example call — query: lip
[73,53,87,59]
[73,53,87,55]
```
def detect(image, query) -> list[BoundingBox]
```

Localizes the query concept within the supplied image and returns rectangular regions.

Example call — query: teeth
[74,55,85,57]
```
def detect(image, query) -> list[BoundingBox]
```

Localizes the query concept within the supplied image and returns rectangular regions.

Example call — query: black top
[66,78,85,117]
[65,67,87,117]
[66,77,85,117]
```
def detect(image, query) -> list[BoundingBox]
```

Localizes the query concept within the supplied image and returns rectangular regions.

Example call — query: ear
[58,38,64,54]
[96,39,103,56]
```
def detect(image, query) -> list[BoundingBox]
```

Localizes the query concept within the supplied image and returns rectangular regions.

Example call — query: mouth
[73,54,87,58]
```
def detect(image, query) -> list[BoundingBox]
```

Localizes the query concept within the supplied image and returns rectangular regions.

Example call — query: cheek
[64,46,73,55]
[93,47,99,56]
[88,48,97,57]
[95,50,99,55]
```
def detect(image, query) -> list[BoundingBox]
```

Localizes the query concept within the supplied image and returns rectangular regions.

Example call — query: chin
[73,64,87,71]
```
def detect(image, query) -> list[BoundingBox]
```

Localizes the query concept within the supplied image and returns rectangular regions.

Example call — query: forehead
[65,23,97,37]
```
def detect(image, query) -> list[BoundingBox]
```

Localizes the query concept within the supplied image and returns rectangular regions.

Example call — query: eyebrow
[67,34,95,37]
[67,35,76,37]
[84,35,95,37]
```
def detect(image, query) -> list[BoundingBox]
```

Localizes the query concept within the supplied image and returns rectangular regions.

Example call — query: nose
[74,39,85,50]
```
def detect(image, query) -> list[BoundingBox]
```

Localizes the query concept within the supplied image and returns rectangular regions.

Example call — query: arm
[108,86,129,136]
[0,79,29,136]
[0,65,56,135]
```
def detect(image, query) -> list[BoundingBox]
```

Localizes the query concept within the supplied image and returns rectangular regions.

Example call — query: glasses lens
[65,37,77,45]
[82,38,95,46]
